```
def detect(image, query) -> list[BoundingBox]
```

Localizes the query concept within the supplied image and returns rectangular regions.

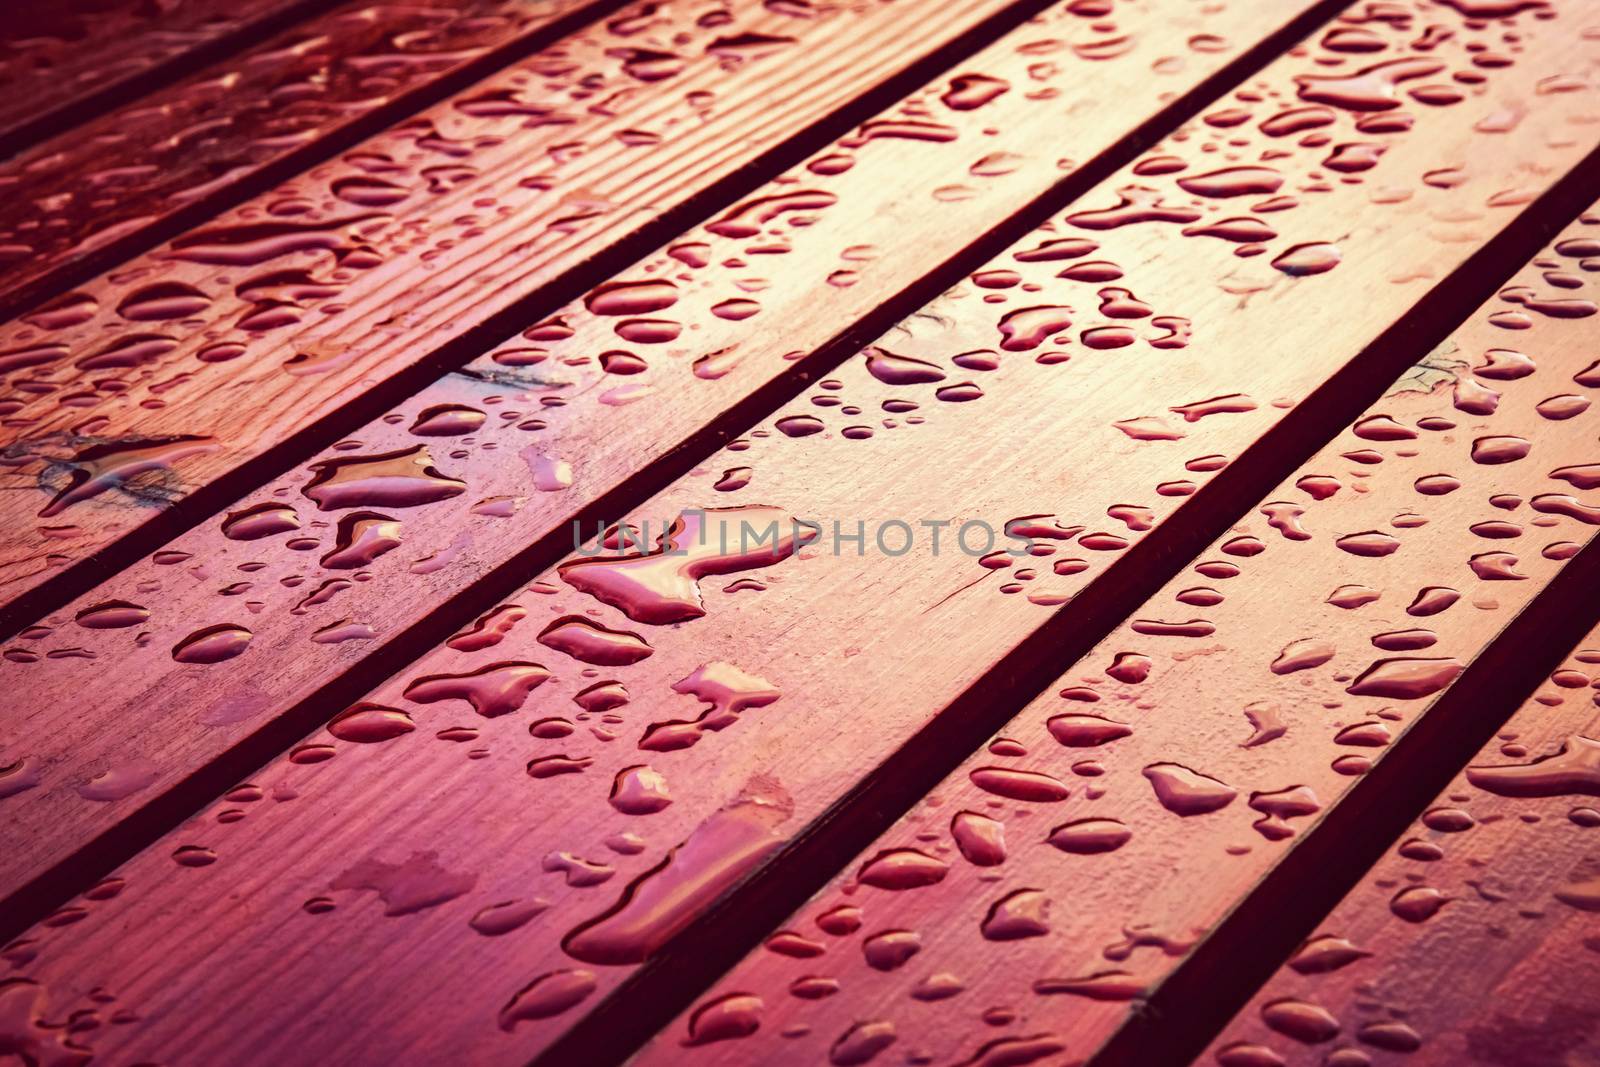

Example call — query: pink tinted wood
[0,0,1020,609]
[0,0,603,315]
[639,203,1600,1066]
[0,0,320,151]
[1203,628,1600,1067]
[3,4,1596,1065]
[0,0,1334,911]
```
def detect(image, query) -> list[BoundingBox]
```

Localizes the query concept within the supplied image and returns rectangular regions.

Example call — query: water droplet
[327,703,414,743]
[498,970,597,1030]
[1144,763,1236,815]
[410,404,486,436]
[857,849,948,889]
[563,790,790,964]
[1047,818,1131,854]
[537,617,653,666]
[1346,657,1463,699]
[221,502,300,540]
[172,624,252,664]
[404,662,551,717]
[561,507,805,624]
[981,888,1051,940]
[969,767,1070,802]
[303,446,465,510]
[1177,166,1284,198]
[75,600,150,628]
[1273,242,1342,276]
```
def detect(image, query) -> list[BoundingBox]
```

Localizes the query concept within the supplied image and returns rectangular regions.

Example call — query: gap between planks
[0,0,1359,941]
[537,143,1600,1067]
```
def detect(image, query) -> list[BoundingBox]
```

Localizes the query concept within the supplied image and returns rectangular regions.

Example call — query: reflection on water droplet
[857,849,948,889]
[1144,763,1236,815]
[564,789,791,964]
[1273,242,1341,276]
[303,446,465,510]
[498,970,597,1030]
[327,703,414,743]
[1047,818,1131,854]
[75,600,149,628]
[172,624,252,664]
[1346,657,1463,699]
[969,766,1070,802]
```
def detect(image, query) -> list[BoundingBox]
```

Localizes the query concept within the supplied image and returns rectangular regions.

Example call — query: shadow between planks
[0,0,1350,927]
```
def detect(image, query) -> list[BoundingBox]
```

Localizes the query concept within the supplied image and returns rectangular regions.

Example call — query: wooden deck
[1,1,1598,1065]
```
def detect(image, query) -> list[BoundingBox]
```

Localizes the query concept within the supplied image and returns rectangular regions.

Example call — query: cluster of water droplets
[641,169,1599,1067]
[0,0,576,301]
[0,0,842,583]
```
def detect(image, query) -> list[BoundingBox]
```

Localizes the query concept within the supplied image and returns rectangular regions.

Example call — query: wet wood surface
[1204,625,1600,1067]
[3,3,1597,1065]
[0,0,1335,915]
[639,201,1600,1067]
[0,0,325,153]
[0,0,1023,616]
[0,0,602,317]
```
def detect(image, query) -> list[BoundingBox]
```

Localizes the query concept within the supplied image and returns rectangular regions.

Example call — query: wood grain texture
[0,0,1019,612]
[0,0,1332,914]
[0,0,327,153]
[1203,628,1600,1067]
[3,4,1596,1065]
[636,203,1600,1067]
[0,0,600,316]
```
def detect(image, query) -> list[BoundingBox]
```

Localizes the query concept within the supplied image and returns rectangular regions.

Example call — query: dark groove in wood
[0,0,634,325]
[0,0,1084,940]
[0,0,344,161]
[1089,501,1600,1067]
[529,137,1600,1067]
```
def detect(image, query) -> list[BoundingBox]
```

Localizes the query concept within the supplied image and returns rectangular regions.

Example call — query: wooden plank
[0,0,1342,915]
[0,0,330,155]
[0,0,1028,620]
[0,0,610,318]
[1202,624,1600,1067]
[632,202,1600,1066]
[5,3,1600,1064]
